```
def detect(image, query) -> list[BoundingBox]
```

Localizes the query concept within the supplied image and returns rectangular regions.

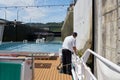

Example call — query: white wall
[74,0,92,50]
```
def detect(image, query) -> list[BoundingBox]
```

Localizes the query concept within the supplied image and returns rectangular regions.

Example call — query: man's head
[72,32,77,38]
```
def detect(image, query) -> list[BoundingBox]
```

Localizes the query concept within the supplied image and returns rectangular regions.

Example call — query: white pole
[17,9,19,21]
[4,10,6,20]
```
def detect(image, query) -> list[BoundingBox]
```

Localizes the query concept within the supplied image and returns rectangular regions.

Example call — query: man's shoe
[57,66,60,70]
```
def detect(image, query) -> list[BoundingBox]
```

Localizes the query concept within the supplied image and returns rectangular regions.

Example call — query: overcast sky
[0,0,73,23]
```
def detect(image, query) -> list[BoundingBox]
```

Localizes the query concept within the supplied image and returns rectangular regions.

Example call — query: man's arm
[73,46,78,55]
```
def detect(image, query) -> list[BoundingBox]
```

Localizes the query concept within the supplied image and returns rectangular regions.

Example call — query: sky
[0,0,73,23]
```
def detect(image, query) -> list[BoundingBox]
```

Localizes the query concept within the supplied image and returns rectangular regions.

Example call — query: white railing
[72,49,120,80]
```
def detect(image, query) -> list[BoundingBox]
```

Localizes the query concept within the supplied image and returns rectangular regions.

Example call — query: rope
[0,4,70,9]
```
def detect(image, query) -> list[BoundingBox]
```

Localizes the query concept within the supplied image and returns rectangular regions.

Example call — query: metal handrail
[72,49,120,80]
[72,53,97,80]
[0,56,31,60]
[82,49,120,73]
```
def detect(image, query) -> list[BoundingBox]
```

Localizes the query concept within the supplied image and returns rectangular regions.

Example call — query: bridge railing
[72,49,120,80]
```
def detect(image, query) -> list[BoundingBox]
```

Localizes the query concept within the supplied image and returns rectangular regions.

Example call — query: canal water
[0,41,62,53]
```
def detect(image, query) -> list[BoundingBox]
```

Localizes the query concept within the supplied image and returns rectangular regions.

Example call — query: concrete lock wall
[0,25,4,43]
[61,6,74,41]
[0,20,5,44]
[74,0,92,52]
[74,0,120,65]
[94,0,120,65]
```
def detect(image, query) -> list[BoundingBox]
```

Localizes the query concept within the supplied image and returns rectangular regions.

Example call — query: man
[62,32,78,75]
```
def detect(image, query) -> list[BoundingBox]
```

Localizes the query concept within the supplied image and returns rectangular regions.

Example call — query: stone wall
[95,0,120,65]
[102,0,118,63]
[117,0,120,65]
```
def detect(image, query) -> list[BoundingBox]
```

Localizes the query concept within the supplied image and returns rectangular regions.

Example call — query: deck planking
[34,57,72,80]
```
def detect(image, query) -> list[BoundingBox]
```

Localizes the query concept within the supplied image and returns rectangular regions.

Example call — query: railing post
[32,54,34,80]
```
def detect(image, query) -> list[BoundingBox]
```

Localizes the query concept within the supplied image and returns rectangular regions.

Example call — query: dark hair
[73,32,77,37]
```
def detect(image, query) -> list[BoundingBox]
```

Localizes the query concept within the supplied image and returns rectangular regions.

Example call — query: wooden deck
[34,57,72,80]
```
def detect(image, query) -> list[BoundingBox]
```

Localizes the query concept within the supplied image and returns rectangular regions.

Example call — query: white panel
[74,0,92,50]
[24,60,32,80]
[97,59,120,80]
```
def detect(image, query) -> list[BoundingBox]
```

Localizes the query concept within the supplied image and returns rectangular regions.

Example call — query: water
[0,42,62,53]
